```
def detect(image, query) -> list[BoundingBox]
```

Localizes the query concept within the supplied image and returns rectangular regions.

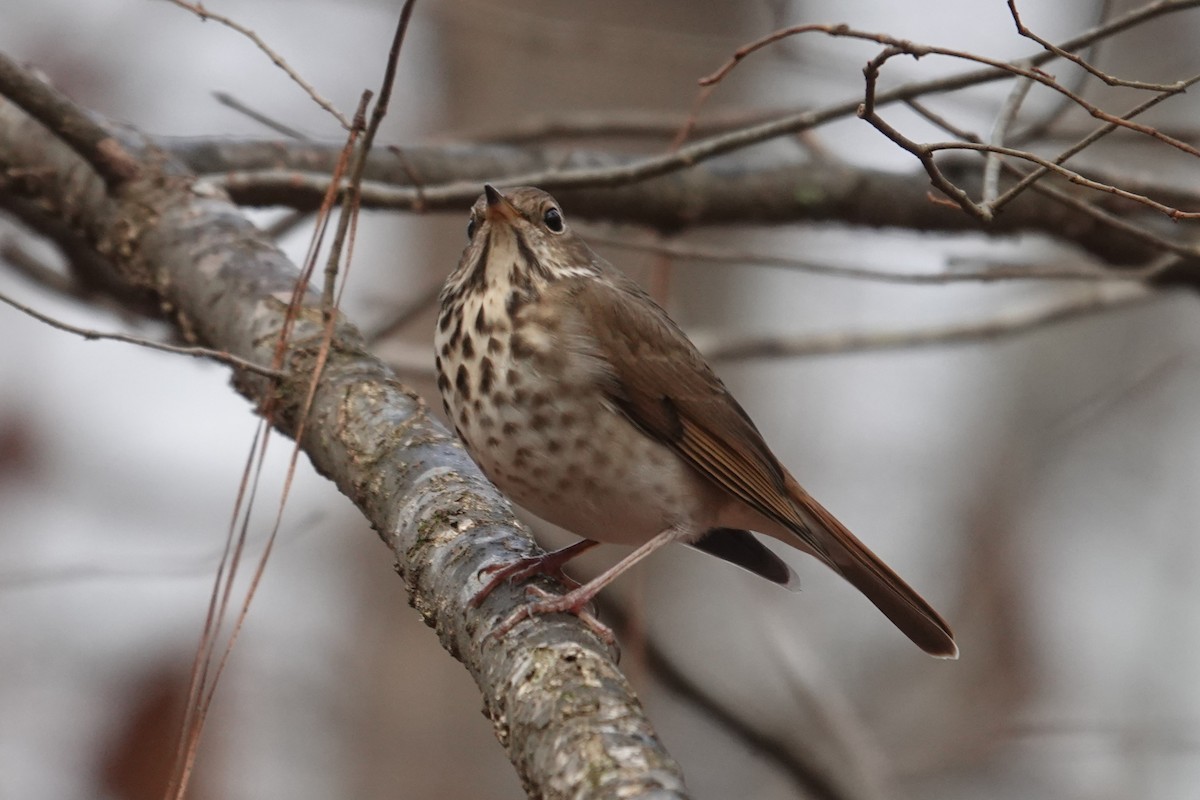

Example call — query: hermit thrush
[435,185,957,658]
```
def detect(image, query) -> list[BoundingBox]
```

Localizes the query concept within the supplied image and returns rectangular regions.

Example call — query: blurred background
[3,1,1200,798]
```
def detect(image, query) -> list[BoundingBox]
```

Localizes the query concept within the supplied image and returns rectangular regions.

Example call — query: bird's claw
[487,585,616,646]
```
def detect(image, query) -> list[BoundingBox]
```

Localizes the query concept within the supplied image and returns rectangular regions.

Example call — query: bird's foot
[469,540,597,608]
[488,585,616,646]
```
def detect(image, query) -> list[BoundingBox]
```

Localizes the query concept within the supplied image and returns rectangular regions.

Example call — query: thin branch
[859,49,1200,231]
[0,288,286,378]
[580,227,1144,284]
[166,0,351,130]
[175,1,1200,214]
[320,0,416,311]
[700,285,1156,362]
[983,76,1034,206]
[1008,0,1116,144]
[990,71,1200,212]
[898,97,1198,266]
[213,91,309,139]
[1007,0,1165,90]
[441,108,788,145]
[599,597,855,800]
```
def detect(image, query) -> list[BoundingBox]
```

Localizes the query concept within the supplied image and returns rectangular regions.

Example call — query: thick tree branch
[0,65,688,799]
[163,136,1182,270]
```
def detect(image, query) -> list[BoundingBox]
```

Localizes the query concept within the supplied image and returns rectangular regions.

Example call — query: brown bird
[435,185,957,658]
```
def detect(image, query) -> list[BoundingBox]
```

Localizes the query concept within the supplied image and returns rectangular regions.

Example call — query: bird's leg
[489,526,686,643]
[470,538,600,608]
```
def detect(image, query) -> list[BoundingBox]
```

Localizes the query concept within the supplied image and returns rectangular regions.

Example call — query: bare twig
[580,228,1143,284]
[176,1,1200,215]
[899,95,1200,265]
[213,91,309,139]
[983,76,1034,206]
[700,285,1156,361]
[445,108,788,145]
[1008,0,1115,144]
[1007,0,1165,91]
[599,596,856,800]
[166,0,351,129]
[0,288,286,377]
[990,71,1200,212]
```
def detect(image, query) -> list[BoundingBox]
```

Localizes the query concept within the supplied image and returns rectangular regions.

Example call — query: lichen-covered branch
[0,58,688,800]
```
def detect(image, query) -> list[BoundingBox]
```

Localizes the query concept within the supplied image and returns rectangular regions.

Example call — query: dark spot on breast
[530,392,550,409]
[461,335,475,359]
[434,355,442,372]
[531,465,547,480]
[506,368,521,387]
[547,439,562,454]
[514,447,531,467]
[478,357,495,395]
[488,336,504,354]
[479,415,495,430]
[455,364,471,400]
[594,451,610,469]
[440,342,451,358]
[506,290,527,317]
[449,317,462,349]
[474,306,489,334]
[556,476,574,492]
[438,310,453,332]
[457,407,470,426]
[502,422,518,436]
[472,399,482,412]
[530,413,550,431]
[437,373,450,393]
[486,436,501,448]
[560,411,578,428]
[512,388,528,405]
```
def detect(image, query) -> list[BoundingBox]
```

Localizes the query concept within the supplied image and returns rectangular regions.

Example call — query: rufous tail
[785,476,958,659]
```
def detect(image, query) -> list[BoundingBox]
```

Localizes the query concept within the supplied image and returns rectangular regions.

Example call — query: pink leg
[489,526,686,642]
[470,539,600,608]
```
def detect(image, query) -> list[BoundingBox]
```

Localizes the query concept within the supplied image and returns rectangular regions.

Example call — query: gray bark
[0,73,688,800]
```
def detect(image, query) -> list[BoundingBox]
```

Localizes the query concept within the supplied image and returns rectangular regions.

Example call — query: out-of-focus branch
[161,136,1190,273]
[698,284,1156,362]
[0,55,687,800]
[0,52,140,187]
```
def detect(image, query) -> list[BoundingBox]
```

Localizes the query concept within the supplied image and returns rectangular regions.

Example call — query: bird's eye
[466,216,477,240]
[543,207,564,233]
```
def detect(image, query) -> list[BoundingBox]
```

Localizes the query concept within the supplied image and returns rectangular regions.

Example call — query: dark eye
[466,216,477,240]
[543,207,564,233]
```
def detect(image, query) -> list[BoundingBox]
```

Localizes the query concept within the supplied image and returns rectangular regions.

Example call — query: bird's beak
[484,184,519,224]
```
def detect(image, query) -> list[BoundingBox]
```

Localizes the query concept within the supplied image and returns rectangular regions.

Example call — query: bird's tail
[785,475,958,659]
